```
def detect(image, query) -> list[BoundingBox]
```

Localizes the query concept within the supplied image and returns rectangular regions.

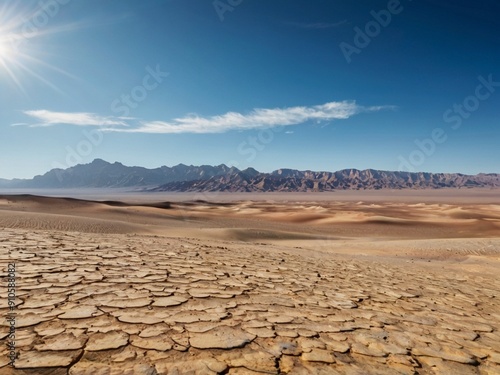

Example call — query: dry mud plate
[0,196,499,374]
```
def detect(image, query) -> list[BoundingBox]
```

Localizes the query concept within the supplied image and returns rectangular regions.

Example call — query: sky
[0,0,499,179]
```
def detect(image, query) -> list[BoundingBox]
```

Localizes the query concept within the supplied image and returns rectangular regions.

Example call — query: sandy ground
[0,192,499,374]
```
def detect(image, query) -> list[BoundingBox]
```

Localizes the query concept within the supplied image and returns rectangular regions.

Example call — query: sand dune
[0,210,141,234]
[0,193,499,374]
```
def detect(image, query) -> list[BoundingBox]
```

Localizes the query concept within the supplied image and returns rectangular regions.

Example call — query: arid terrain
[1,191,499,374]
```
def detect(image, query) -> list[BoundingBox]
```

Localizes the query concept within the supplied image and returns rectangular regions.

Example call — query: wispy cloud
[286,20,348,29]
[16,101,394,134]
[19,110,128,127]
[104,101,393,134]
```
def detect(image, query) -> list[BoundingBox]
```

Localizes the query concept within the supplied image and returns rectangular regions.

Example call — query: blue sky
[0,0,499,179]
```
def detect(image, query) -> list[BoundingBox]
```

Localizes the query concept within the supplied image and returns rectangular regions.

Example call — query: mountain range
[0,159,498,191]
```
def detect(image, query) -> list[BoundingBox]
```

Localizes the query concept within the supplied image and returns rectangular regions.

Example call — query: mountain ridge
[0,159,499,191]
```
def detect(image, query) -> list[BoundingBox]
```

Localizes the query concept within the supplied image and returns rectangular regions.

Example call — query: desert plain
[0,189,499,374]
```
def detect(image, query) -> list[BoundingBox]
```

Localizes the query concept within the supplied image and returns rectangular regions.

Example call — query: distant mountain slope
[0,159,233,188]
[0,178,24,188]
[152,168,500,192]
[1,159,499,191]
[0,178,10,185]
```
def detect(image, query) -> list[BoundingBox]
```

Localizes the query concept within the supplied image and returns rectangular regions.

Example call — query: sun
[0,10,29,90]
[0,35,18,74]
[0,32,26,90]
[0,3,23,72]
[0,3,80,94]
[0,37,15,62]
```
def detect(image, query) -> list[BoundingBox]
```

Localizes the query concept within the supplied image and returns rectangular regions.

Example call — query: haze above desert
[1,190,499,374]
[1,187,500,204]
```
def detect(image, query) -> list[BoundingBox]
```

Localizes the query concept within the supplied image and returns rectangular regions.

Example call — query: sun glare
[0,3,80,94]
[0,37,14,61]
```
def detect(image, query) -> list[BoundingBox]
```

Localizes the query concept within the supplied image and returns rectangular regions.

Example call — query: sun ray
[11,58,66,95]
[0,2,86,95]
[21,52,81,81]
[0,58,26,94]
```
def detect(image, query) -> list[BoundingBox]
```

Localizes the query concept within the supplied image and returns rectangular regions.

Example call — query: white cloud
[20,110,128,127]
[16,101,394,134]
[103,101,392,134]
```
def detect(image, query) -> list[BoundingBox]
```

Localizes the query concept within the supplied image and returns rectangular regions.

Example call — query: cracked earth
[0,195,499,374]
